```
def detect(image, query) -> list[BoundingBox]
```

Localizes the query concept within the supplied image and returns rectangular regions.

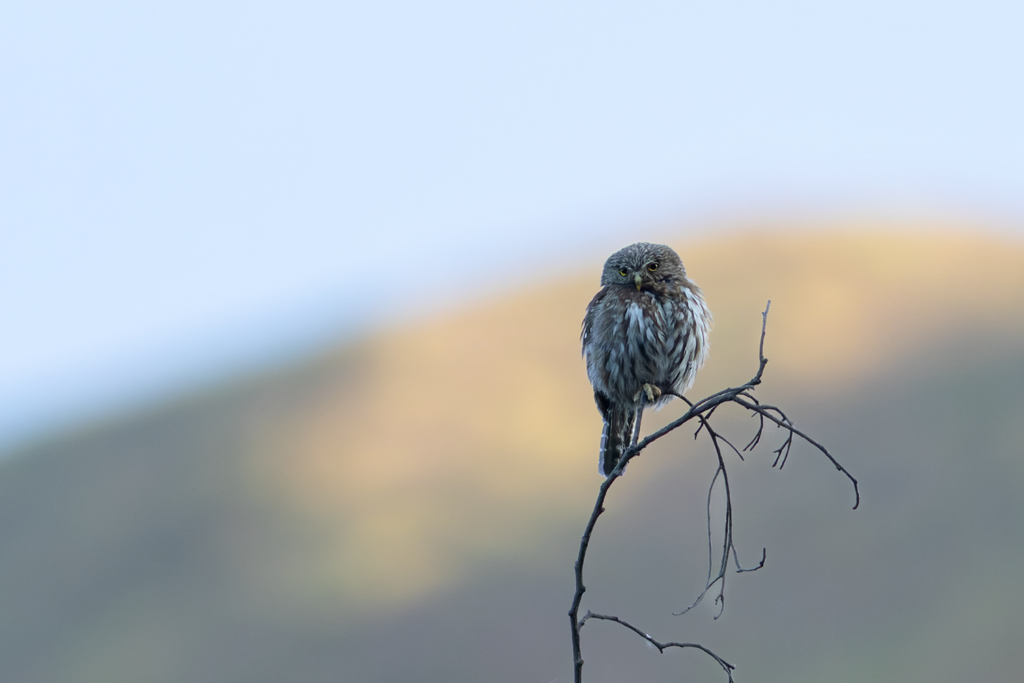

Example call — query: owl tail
[599,406,637,477]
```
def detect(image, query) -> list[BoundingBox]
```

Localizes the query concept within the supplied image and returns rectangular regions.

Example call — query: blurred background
[2,1,1023,682]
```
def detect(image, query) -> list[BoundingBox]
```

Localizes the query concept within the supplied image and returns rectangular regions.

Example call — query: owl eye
[619,268,629,276]
[647,263,659,272]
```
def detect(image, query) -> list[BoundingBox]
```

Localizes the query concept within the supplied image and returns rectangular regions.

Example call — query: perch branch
[568,301,858,683]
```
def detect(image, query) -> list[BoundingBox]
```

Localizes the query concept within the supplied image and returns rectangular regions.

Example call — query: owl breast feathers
[581,242,711,477]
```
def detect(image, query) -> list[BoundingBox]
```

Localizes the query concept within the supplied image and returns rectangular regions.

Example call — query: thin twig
[579,611,735,682]
[674,411,766,618]
[731,396,860,508]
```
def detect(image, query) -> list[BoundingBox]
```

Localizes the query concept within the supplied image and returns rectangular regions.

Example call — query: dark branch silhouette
[568,302,858,683]
[579,611,736,682]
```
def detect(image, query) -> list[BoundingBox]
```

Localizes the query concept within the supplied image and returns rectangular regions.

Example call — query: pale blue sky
[2,0,1022,450]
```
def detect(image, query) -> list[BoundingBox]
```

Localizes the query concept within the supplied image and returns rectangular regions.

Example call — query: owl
[582,242,711,476]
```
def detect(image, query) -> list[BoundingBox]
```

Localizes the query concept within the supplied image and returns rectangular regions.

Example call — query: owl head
[600,242,687,290]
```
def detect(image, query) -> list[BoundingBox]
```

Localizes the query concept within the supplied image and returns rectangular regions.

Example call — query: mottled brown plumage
[582,242,711,476]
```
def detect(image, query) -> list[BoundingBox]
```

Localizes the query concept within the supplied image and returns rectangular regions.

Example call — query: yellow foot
[641,383,662,403]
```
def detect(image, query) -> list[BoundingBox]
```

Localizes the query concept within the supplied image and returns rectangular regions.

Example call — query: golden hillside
[4,225,1024,683]
[239,228,1024,610]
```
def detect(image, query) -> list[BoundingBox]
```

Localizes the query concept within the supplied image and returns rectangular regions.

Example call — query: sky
[2,0,1023,451]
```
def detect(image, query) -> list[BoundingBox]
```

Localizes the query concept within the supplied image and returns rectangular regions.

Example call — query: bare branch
[579,611,735,682]
[731,396,860,508]
[568,302,858,682]
[673,411,766,619]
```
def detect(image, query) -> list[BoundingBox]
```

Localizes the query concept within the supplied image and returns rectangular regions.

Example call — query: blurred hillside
[1,227,1023,683]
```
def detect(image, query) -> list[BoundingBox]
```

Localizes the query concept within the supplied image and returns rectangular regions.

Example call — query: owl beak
[634,273,643,290]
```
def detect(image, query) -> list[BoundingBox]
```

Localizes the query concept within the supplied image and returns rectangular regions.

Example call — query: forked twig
[579,611,735,682]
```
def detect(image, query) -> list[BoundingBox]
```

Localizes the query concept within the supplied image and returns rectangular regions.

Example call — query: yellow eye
[647,263,659,272]
[619,268,628,276]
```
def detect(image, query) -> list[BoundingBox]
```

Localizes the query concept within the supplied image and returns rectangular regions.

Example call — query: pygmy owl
[581,242,711,476]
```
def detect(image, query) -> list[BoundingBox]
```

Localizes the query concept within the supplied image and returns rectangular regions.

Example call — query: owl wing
[583,286,637,476]
[580,286,609,355]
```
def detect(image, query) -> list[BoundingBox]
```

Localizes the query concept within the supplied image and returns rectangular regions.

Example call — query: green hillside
[1,227,1022,683]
